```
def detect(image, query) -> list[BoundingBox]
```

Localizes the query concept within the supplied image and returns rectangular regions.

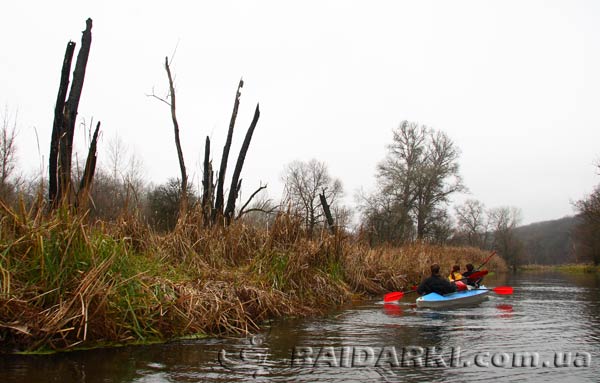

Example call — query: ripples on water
[1,272,599,382]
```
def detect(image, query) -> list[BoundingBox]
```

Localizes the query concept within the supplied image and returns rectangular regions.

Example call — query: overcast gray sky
[1,0,599,225]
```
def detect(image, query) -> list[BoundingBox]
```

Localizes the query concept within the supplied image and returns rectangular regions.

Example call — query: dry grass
[0,203,506,353]
[342,241,506,294]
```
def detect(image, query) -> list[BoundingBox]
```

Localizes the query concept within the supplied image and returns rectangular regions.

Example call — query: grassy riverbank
[519,264,600,273]
[0,202,506,353]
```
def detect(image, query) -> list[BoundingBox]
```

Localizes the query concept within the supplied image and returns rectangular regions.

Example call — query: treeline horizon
[4,106,592,267]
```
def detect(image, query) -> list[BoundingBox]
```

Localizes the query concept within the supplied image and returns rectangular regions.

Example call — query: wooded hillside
[514,216,578,265]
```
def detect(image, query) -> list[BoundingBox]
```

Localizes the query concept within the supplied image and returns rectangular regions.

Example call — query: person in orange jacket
[448,264,463,282]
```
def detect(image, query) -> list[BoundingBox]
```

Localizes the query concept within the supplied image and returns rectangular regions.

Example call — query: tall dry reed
[0,202,506,353]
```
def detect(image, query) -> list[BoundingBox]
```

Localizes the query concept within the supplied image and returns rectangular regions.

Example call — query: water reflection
[495,303,514,318]
[1,271,599,382]
[383,303,403,317]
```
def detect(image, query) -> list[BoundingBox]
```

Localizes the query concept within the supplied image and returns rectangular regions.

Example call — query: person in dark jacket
[462,263,482,287]
[462,263,475,278]
[417,263,458,295]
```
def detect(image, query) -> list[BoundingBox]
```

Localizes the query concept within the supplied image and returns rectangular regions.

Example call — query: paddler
[448,264,463,282]
[417,264,458,295]
[462,263,482,287]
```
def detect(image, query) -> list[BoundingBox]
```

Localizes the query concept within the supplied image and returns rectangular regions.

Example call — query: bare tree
[0,107,19,201]
[86,134,146,219]
[489,206,523,271]
[146,178,184,232]
[375,121,426,241]
[282,159,343,235]
[358,188,414,245]
[107,133,128,181]
[363,121,464,243]
[427,208,454,245]
[148,56,188,219]
[454,199,489,247]
[123,151,145,206]
[148,72,261,228]
[112,137,146,208]
[573,163,600,265]
[414,129,465,239]
[575,163,600,225]
[332,204,353,233]
[86,169,121,220]
[164,57,187,216]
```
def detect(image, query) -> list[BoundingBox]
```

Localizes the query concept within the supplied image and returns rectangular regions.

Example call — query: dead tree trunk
[49,41,75,206]
[212,79,243,223]
[58,18,93,206]
[201,136,214,225]
[319,191,335,234]
[224,104,260,224]
[48,18,94,209]
[76,121,101,209]
[164,56,188,217]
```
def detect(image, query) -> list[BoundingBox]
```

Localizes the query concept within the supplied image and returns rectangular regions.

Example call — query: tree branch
[238,205,279,218]
[238,183,267,218]
[146,87,172,107]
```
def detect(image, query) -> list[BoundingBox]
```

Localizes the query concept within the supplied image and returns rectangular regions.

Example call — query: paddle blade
[468,270,488,280]
[492,286,514,295]
[384,291,404,302]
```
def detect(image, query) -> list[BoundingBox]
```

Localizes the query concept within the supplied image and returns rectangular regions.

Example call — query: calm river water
[1,271,599,382]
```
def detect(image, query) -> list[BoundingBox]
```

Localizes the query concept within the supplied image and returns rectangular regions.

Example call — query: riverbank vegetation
[572,164,600,266]
[0,199,506,353]
[519,264,600,274]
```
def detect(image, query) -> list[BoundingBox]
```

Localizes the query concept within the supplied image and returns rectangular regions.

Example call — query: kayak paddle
[478,286,513,295]
[476,250,496,271]
[437,285,514,296]
[461,270,488,283]
[383,288,418,302]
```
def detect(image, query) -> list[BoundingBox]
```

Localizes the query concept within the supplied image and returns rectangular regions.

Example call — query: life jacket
[448,272,463,281]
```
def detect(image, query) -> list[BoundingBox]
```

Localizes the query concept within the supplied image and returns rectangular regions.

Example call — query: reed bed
[0,203,506,353]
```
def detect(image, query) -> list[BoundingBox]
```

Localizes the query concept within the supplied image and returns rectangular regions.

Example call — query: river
[1,271,599,382]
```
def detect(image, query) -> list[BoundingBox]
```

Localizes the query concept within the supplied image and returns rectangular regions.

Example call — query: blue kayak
[416,286,490,308]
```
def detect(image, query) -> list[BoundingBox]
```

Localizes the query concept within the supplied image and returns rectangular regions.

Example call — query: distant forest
[514,216,579,265]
